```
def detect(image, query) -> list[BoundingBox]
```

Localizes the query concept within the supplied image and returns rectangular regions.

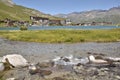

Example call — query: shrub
[20,26,28,31]
[80,38,85,42]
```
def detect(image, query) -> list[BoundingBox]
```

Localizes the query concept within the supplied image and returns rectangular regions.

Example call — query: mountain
[55,7,120,24]
[0,0,60,21]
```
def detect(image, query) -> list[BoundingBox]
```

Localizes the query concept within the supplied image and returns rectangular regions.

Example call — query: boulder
[2,54,28,68]
[88,55,108,64]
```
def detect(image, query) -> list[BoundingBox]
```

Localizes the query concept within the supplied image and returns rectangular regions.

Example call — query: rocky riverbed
[0,38,120,80]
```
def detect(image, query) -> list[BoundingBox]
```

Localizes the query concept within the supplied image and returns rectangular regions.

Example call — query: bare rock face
[0,0,15,7]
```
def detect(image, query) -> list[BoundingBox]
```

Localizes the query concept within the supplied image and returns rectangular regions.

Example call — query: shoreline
[0,38,120,63]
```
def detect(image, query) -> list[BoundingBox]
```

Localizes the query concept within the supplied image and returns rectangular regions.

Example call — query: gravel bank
[0,38,120,63]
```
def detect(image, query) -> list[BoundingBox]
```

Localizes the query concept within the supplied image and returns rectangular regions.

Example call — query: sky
[13,0,120,15]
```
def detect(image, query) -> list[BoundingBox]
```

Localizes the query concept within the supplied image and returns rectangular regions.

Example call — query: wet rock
[37,69,52,77]
[28,64,38,75]
[62,58,70,62]
[28,64,52,77]
[37,61,54,68]
[87,52,92,55]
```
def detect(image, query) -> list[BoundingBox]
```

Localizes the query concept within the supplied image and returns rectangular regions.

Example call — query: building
[30,16,49,26]
[49,20,62,25]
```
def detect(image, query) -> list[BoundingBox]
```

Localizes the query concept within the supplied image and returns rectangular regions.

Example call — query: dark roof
[30,16,49,20]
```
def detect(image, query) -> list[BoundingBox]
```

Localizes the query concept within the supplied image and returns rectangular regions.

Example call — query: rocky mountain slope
[0,0,60,21]
[55,7,120,24]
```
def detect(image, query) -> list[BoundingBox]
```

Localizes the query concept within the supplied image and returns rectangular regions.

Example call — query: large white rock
[2,54,28,67]
[88,55,108,64]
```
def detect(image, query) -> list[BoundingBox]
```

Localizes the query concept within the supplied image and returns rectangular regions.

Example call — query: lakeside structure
[0,18,29,27]
[30,16,63,26]
[0,16,113,27]
[77,22,113,26]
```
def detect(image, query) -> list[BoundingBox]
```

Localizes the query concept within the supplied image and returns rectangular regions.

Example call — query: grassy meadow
[0,29,120,43]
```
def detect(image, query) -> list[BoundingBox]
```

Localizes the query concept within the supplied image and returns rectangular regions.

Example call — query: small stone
[115,75,120,79]
[28,64,38,75]
[62,58,70,62]
[100,68,109,71]
[98,71,106,76]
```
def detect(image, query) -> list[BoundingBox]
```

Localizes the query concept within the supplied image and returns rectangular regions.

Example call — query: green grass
[0,29,120,43]
[0,1,62,22]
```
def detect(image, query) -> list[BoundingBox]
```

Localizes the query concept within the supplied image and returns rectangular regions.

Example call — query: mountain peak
[55,6,120,24]
[109,6,120,10]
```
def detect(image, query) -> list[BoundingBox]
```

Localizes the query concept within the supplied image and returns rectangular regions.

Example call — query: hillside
[55,7,120,24]
[0,0,60,21]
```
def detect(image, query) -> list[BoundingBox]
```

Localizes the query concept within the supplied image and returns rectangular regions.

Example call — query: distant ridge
[55,7,120,24]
